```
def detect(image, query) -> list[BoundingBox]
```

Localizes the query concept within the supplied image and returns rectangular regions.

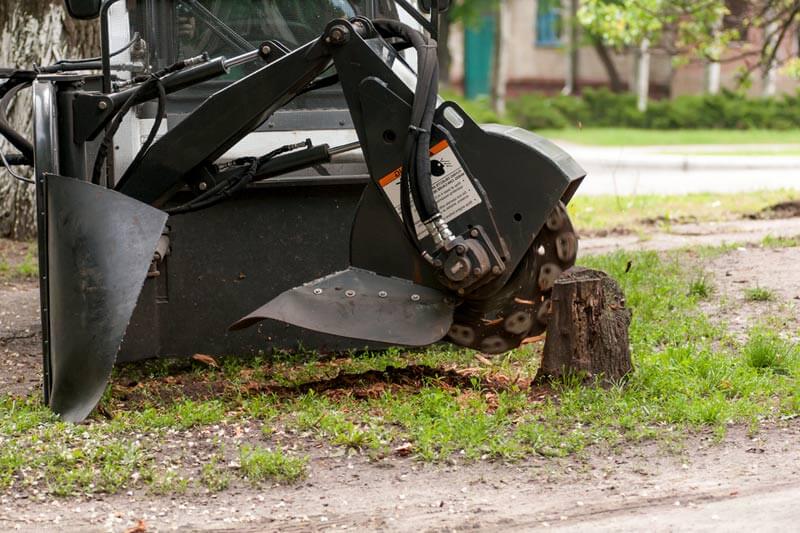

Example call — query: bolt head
[455,244,466,256]
[345,289,356,298]
[470,228,480,238]
[410,294,421,302]
[313,288,323,295]
[327,24,350,45]
[491,265,503,275]
[198,181,208,191]
[473,267,483,277]
[260,45,271,56]
[378,291,388,298]
[97,100,108,110]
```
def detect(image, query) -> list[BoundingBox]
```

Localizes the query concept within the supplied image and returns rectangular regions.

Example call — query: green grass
[661,149,800,157]
[744,286,776,302]
[2,247,799,497]
[762,234,800,248]
[0,248,38,281]
[688,275,714,299]
[239,446,307,484]
[537,128,800,146]
[568,190,799,233]
[743,330,797,373]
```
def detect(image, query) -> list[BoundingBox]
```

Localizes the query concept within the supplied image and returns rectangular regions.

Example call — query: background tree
[577,0,735,108]
[0,2,99,240]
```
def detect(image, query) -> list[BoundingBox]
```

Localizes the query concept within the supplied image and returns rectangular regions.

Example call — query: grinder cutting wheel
[2,0,584,421]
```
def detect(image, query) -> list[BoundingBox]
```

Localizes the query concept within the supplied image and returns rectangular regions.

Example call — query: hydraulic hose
[372,19,441,237]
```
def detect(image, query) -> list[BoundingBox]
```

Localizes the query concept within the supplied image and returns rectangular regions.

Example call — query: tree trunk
[437,11,452,86]
[490,3,510,116]
[562,0,580,95]
[0,2,99,240]
[634,38,650,112]
[535,268,632,384]
[591,36,624,93]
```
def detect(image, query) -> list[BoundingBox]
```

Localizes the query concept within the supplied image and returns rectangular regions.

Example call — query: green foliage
[505,88,800,131]
[762,235,800,248]
[688,275,713,299]
[508,95,569,130]
[578,0,735,62]
[743,330,798,373]
[744,286,776,302]
[239,446,307,484]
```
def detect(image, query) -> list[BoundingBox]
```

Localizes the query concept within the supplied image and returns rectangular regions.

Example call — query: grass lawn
[537,128,800,147]
[568,189,800,233]
[1,244,799,497]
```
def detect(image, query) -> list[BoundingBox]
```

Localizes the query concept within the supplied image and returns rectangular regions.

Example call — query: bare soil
[2,214,800,532]
[1,423,798,532]
[701,245,800,341]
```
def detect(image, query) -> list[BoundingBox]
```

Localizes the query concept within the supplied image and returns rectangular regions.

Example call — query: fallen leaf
[192,354,219,368]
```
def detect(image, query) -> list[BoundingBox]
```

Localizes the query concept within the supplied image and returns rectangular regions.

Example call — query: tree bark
[535,268,633,384]
[591,36,624,93]
[0,1,99,240]
[562,0,580,95]
[490,3,510,116]
[635,38,650,112]
[437,11,452,86]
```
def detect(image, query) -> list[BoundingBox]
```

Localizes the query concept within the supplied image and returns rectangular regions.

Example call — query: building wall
[447,0,800,98]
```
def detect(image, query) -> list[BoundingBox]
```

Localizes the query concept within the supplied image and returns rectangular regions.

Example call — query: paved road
[556,143,800,196]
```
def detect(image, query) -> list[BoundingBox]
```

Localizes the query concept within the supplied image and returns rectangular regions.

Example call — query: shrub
[508,93,569,129]
[498,88,800,130]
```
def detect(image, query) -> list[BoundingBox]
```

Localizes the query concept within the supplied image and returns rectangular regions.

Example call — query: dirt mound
[747,200,800,220]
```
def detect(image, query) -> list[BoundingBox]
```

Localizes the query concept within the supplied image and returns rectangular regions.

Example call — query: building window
[536,0,562,47]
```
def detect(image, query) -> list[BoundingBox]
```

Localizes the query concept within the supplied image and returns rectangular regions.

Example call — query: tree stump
[535,267,632,384]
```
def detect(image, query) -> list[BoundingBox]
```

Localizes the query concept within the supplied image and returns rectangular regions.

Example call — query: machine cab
[107,0,401,178]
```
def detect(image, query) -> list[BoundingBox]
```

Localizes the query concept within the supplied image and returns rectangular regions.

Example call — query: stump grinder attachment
[1,1,584,421]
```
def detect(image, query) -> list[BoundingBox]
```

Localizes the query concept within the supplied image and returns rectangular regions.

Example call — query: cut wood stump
[535,267,632,384]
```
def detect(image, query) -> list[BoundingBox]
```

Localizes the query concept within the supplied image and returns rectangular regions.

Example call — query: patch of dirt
[639,214,699,226]
[1,420,798,532]
[701,245,800,339]
[746,200,800,220]
[578,226,634,239]
[0,239,34,273]
[582,217,800,256]
[112,362,554,410]
[0,281,41,398]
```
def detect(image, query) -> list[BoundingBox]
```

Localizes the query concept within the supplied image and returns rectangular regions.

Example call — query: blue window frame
[536,0,562,47]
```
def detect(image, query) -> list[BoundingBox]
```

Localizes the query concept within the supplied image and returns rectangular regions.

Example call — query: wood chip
[394,442,413,457]
[474,353,494,366]
[521,334,546,345]
[514,297,536,305]
[124,520,148,533]
[192,353,219,368]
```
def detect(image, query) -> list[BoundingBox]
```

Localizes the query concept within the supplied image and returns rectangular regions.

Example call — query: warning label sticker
[379,140,482,240]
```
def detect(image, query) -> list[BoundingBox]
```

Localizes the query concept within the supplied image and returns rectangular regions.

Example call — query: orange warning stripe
[379,140,450,187]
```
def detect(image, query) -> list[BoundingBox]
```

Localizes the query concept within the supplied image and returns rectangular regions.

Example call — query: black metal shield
[45,175,168,422]
[231,267,454,346]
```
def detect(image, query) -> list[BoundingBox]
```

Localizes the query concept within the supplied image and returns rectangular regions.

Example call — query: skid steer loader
[0,0,584,422]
